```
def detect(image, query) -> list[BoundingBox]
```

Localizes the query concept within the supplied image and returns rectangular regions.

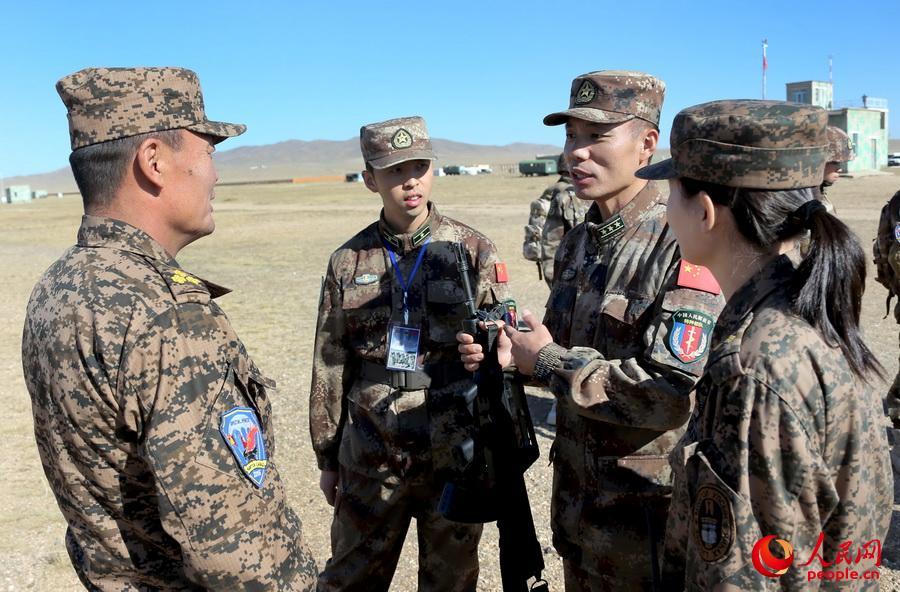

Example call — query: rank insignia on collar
[575,79,596,104]
[171,269,201,285]
[391,129,413,149]
[220,407,268,488]
[411,224,431,247]
[668,309,714,364]
[593,215,625,244]
[693,484,735,563]
[354,273,378,285]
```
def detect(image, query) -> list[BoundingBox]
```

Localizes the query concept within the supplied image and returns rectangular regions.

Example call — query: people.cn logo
[752,535,795,577]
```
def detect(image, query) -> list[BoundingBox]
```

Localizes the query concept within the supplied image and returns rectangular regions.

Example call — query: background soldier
[22,67,316,590]
[819,125,854,213]
[522,154,587,286]
[310,116,510,591]
[460,71,724,591]
[875,188,900,470]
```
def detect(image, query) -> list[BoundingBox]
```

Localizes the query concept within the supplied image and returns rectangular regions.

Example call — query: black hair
[680,177,883,381]
[69,129,183,210]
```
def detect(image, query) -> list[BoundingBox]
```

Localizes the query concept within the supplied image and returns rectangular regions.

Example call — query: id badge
[386,324,421,371]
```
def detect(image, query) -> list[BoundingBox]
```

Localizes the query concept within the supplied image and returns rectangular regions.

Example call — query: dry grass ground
[1,171,899,590]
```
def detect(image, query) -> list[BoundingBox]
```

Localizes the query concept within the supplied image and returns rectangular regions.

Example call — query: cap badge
[574,80,597,105]
[391,129,413,149]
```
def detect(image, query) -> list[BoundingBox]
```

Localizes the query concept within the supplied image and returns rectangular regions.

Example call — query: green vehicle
[518,159,557,176]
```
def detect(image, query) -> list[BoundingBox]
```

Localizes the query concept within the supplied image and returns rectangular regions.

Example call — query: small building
[786,81,833,109]
[4,185,32,203]
[828,103,889,173]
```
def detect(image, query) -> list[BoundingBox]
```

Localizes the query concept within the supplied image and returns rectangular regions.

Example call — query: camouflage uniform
[874,190,900,469]
[635,100,891,590]
[310,117,510,592]
[536,71,725,591]
[522,155,588,286]
[22,67,315,591]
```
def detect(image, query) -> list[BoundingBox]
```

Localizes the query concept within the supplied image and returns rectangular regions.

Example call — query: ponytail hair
[680,177,883,381]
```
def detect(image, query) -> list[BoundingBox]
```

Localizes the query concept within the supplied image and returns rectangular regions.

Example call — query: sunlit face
[563,118,648,203]
[164,130,219,242]
[823,161,841,185]
[666,178,707,266]
[365,159,433,230]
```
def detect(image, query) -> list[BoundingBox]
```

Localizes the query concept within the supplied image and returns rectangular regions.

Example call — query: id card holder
[386,324,421,371]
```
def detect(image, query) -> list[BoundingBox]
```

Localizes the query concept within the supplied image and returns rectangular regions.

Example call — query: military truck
[518,159,557,176]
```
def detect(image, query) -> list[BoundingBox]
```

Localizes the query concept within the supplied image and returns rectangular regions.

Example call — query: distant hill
[4,138,562,194]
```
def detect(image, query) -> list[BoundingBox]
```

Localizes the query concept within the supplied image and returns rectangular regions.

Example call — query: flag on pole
[762,39,768,71]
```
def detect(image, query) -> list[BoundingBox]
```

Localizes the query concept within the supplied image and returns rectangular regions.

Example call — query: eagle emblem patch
[220,407,268,488]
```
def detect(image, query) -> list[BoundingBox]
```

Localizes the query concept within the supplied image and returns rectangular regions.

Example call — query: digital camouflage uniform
[536,71,725,591]
[522,155,588,286]
[310,117,511,592]
[22,66,315,591]
[874,190,900,468]
[635,100,891,590]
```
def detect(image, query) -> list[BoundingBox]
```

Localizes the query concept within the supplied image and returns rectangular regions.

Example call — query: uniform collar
[712,255,794,343]
[378,202,441,254]
[584,181,663,245]
[76,215,231,298]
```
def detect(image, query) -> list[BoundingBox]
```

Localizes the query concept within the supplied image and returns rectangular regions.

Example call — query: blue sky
[1,0,897,176]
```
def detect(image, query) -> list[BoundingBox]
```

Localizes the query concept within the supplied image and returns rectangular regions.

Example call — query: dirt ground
[2,170,900,591]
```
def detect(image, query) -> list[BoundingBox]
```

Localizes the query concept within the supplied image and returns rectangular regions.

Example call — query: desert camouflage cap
[635,100,828,189]
[57,67,246,150]
[544,70,665,127]
[360,116,435,169]
[826,125,854,163]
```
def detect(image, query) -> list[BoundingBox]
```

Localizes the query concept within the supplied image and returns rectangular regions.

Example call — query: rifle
[439,242,547,592]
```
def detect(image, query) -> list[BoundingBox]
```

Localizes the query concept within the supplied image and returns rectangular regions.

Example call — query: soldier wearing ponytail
[636,100,891,590]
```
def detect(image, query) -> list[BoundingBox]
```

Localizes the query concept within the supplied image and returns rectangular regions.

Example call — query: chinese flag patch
[677,260,721,295]
[494,263,509,283]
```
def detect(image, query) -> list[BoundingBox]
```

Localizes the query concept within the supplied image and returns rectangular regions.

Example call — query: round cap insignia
[391,129,413,149]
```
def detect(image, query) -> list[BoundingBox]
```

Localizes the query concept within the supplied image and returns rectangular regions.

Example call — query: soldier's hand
[503,310,553,376]
[456,321,513,371]
[319,470,339,507]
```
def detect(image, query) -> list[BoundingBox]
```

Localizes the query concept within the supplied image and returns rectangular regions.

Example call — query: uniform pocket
[425,279,467,344]
[598,293,653,356]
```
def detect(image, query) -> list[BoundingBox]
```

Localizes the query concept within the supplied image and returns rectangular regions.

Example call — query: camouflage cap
[826,125,854,163]
[543,70,665,127]
[360,116,435,169]
[57,67,246,150]
[635,100,828,189]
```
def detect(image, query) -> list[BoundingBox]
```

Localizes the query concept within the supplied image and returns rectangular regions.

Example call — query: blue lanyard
[384,237,431,324]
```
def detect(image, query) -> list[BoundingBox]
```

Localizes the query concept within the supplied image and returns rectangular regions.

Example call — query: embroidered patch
[676,261,721,295]
[668,309,714,363]
[354,273,378,285]
[411,223,432,247]
[894,222,900,243]
[171,269,201,285]
[574,79,597,105]
[595,215,625,243]
[561,268,576,281]
[220,407,268,488]
[495,262,509,283]
[693,484,735,563]
[391,128,413,149]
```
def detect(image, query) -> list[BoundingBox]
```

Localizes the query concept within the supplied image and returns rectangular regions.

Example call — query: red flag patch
[676,261,721,295]
[494,263,509,283]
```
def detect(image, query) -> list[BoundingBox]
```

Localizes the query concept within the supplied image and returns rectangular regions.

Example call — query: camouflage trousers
[317,464,482,592]
[556,497,668,592]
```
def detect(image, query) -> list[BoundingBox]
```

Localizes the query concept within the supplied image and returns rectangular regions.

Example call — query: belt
[358,360,470,391]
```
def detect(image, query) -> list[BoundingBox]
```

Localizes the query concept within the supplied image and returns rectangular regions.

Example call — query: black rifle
[439,242,547,592]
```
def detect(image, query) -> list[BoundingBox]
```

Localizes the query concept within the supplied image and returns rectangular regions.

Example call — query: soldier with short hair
[459,71,724,591]
[22,67,317,590]
[310,116,511,591]
[641,99,890,590]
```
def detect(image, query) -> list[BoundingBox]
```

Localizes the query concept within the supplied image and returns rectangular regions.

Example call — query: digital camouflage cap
[543,70,665,127]
[826,125,854,163]
[635,100,828,189]
[360,116,436,169]
[57,67,246,150]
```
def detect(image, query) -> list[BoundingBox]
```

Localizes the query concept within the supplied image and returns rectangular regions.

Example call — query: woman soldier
[634,100,891,590]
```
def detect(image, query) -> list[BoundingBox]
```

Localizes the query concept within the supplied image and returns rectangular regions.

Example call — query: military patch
[354,273,378,285]
[668,309,714,363]
[894,222,900,243]
[495,262,509,283]
[694,484,735,562]
[171,269,201,285]
[220,407,268,488]
[561,268,576,281]
[676,261,721,295]
[574,79,597,105]
[391,128,413,149]
[593,214,625,244]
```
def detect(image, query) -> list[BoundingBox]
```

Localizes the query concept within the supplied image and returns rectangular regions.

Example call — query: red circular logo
[752,535,795,577]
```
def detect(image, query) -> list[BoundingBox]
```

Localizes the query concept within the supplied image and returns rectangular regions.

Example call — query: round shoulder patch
[391,129,413,149]
[693,484,735,563]
[893,222,900,244]
[668,309,715,363]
